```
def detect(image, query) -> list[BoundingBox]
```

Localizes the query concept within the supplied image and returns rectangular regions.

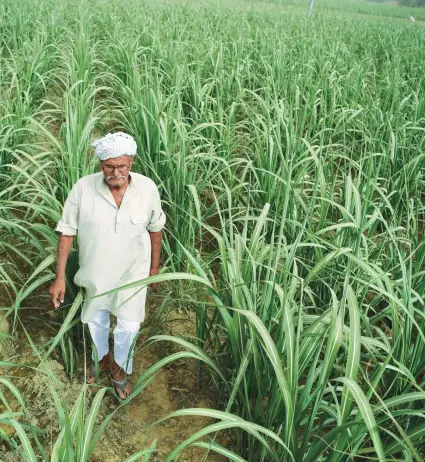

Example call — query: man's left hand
[149,267,159,292]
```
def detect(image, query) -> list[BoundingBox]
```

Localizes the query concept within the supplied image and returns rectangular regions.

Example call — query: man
[49,132,166,400]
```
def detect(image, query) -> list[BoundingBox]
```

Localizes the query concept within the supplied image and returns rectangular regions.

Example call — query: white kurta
[55,172,166,324]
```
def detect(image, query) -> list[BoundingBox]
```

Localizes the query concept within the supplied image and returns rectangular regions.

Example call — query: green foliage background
[1,0,425,460]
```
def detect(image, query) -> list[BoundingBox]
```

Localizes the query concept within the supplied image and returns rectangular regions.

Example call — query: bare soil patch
[0,298,228,461]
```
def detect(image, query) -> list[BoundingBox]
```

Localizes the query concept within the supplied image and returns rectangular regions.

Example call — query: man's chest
[79,193,150,236]
[110,190,126,209]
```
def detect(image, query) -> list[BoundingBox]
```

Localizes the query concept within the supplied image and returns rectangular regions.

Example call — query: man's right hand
[49,279,66,309]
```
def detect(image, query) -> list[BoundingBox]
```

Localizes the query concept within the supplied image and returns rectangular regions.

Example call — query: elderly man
[49,132,166,400]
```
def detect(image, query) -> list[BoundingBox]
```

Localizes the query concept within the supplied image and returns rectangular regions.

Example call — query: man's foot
[86,352,112,384]
[109,361,132,400]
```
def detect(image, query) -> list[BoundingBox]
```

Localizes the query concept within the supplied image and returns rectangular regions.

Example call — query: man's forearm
[149,230,162,270]
[56,235,74,280]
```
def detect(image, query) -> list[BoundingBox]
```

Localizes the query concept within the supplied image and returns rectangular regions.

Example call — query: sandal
[111,375,131,402]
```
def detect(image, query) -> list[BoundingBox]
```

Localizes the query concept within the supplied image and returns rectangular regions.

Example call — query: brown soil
[0,298,229,462]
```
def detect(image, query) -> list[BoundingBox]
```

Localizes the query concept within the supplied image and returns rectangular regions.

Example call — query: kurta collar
[96,172,137,209]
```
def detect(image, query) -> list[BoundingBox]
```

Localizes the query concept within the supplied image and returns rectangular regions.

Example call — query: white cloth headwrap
[92,132,137,160]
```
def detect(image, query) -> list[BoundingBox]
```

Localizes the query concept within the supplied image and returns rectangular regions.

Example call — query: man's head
[92,132,136,186]
[101,155,134,186]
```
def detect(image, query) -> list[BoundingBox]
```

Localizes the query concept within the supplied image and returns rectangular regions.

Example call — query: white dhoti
[88,309,140,374]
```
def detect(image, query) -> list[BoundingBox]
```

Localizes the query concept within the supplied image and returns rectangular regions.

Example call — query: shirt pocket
[129,214,150,262]
[131,214,148,233]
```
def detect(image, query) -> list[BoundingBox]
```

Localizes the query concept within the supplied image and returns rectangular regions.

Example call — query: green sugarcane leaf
[335,378,386,461]
[45,291,83,358]
[192,440,248,462]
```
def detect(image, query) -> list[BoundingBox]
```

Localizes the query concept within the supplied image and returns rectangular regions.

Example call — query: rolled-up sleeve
[55,183,80,236]
[147,184,166,232]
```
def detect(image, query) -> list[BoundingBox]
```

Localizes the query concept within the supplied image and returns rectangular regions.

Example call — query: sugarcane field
[1,0,425,460]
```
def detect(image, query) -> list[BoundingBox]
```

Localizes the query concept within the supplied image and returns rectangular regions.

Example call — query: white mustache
[106,175,126,180]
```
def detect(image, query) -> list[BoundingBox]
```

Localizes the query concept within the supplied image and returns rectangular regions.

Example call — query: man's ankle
[110,361,121,372]
[100,353,110,364]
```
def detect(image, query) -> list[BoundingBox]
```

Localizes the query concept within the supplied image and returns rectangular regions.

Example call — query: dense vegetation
[398,0,425,8]
[1,0,424,460]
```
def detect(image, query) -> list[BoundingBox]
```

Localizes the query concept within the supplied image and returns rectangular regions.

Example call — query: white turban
[91,132,137,160]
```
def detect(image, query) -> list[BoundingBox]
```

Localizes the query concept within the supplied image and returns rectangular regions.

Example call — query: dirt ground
[0,297,229,461]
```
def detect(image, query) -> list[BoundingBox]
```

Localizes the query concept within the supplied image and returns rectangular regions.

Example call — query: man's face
[101,155,133,187]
